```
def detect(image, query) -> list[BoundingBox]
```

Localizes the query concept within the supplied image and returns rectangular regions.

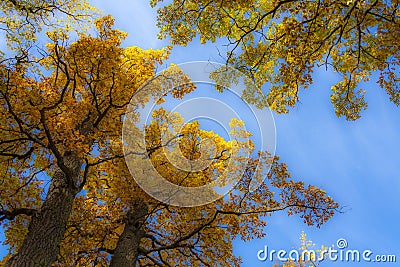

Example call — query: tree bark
[6,153,81,267]
[110,201,148,267]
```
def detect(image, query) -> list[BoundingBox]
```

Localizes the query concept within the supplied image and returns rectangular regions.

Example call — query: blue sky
[1,1,399,266]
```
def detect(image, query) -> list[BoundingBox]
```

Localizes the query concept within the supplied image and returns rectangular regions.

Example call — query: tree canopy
[0,1,346,266]
[154,0,399,120]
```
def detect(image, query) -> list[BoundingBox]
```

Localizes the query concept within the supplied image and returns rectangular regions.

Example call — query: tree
[0,0,95,63]
[0,8,338,267]
[153,0,399,120]
[54,110,338,266]
[273,232,328,267]
[0,14,172,266]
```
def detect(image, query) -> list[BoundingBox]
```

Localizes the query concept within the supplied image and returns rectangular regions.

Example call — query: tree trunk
[6,153,81,267]
[110,201,148,267]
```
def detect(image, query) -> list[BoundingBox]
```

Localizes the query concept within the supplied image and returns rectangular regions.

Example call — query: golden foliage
[154,0,400,120]
[0,8,339,267]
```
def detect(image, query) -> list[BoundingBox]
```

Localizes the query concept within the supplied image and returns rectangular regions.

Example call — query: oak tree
[154,0,399,120]
[0,14,172,266]
[0,4,339,267]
